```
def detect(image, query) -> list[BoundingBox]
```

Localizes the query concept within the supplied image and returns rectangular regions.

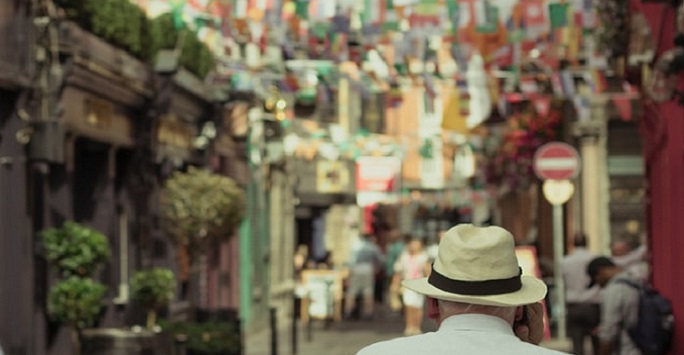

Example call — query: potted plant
[159,167,245,306]
[130,267,176,329]
[41,221,111,355]
[47,276,108,355]
[41,221,111,277]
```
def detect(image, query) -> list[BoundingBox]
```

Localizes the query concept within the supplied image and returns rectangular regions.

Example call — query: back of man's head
[573,233,588,248]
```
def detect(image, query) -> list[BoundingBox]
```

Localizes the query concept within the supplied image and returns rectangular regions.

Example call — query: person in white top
[357,224,568,355]
[610,233,650,284]
[391,237,431,336]
[561,233,601,355]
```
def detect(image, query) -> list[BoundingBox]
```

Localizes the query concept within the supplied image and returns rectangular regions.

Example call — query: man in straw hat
[357,224,568,354]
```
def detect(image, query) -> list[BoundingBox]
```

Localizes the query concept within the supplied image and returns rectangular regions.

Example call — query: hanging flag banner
[589,69,607,94]
[531,95,552,117]
[548,2,570,30]
[420,136,445,189]
[234,0,249,18]
[441,90,468,134]
[294,0,310,19]
[419,86,442,138]
[522,0,547,28]
[613,96,633,121]
[393,0,419,6]
[474,1,498,34]
[309,0,336,20]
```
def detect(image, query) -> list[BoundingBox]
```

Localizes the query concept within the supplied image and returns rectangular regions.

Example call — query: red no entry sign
[533,142,581,180]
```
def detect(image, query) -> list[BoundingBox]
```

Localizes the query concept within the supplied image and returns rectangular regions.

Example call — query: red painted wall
[643,100,684,355]
[638,2,684,354]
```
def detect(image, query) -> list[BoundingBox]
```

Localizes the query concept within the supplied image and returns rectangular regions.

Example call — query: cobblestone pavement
[245,304,571,355]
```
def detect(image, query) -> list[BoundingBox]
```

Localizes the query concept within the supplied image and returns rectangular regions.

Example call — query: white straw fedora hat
[402,224,547,307]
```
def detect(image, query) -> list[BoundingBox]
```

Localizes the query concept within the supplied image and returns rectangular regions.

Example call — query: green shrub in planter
[160,167,245,259]
[130,268,176,329]
[148,13,179,54]
[178,29,215,79]
[85,0,149,60]
[40,221,111,278]
[48,276,107,329]
[158,320,242,355]
[55,0,215,78]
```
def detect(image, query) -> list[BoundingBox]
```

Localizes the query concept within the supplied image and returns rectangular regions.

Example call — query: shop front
[32,21,153,355]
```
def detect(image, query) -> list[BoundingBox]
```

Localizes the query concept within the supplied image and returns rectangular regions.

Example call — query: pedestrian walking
[391,236,430,335]
[586,257,643,355]
[344,233,384,320]
[561,233,601,355]
[385,231,407,312]
[357,224,568,355]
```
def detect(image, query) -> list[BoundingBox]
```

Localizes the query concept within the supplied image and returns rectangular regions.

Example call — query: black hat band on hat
[427,266,523,296]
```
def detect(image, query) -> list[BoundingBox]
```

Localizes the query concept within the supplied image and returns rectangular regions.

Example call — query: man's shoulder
[604,274,642,299]
[356,334,431,354]
[356,333,570,355]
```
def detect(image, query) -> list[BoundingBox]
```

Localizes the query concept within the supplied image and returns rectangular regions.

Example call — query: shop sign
[62,89,134,146]
[316,160,351,193]
[356,156,401,192]
[157,115,195,149]
[85,98,114,129]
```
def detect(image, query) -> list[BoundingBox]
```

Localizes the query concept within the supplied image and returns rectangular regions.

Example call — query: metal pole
[552,204,567,340]
[291,305,298,355]
[270,307,278,355]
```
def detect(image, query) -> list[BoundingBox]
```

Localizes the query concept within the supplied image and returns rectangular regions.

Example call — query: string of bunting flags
[131,0,640,175]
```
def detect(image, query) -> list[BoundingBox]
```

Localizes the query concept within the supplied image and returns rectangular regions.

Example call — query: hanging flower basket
[484,102,562,192]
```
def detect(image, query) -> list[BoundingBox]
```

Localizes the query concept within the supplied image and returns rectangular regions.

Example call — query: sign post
[533,142,581,342]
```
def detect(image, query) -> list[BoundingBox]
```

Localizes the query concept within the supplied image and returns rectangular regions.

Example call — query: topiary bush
[47,276,108,329]
[160,167,245,257]
[130,267,176,329]
[160,167,244,304]
[41,221,111,278]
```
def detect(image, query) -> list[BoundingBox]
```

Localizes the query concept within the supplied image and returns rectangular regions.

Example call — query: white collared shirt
[356,314,569,354]
[561,247,602,304]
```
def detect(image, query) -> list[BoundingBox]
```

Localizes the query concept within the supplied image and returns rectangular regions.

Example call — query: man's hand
[513,302,545,345]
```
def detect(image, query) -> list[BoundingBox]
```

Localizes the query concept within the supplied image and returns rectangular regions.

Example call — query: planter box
[159,311,243,355]
[80,328,171,355]
[59,21,153,105]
